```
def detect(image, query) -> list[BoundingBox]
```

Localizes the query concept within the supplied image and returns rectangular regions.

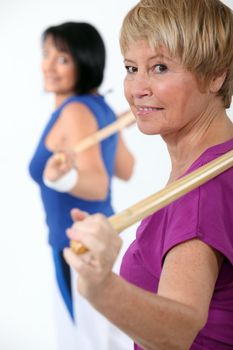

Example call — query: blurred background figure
[28,21,134,350]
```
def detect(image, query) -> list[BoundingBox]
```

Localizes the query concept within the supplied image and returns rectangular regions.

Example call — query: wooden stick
[55,111,135,163]
[70,148,233,254]
[73,111,135,153]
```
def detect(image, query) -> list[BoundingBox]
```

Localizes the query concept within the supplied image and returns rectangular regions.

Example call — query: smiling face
[123,40,218,137]
[41,35,77,98]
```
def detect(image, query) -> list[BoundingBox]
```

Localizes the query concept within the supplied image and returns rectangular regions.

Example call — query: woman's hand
[43,151,75,181]
[63,209,122,302]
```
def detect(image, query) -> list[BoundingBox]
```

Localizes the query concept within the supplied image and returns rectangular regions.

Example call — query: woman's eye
[153,64,167,73]
[125,65,137,74]
[58,56,68,64]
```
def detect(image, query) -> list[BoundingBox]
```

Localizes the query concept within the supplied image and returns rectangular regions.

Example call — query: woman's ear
[209,70,227,93]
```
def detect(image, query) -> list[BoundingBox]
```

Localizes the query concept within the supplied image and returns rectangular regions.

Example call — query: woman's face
[123,40,215,137]
[41,36,77,96]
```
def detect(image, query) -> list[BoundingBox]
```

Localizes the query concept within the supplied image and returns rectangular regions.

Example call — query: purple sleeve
[162,168,233,266]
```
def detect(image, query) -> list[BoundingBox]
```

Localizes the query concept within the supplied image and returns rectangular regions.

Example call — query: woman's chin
[136,121,160,136]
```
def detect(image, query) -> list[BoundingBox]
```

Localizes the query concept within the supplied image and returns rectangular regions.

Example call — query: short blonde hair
[120,0,233,108]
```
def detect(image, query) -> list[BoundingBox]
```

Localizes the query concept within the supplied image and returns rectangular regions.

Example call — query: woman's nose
[128,74,153,99]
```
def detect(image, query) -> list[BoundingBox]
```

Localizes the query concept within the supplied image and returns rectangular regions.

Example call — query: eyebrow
[42,45,70,54]
[123,54,173,64]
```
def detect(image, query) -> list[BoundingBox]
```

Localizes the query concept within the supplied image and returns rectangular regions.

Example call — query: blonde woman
[64,1,233,349]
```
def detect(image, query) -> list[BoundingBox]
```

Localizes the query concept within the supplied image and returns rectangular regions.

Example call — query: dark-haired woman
[29,22,134,350]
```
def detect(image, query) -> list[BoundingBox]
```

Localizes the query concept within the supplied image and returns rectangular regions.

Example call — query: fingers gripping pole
[70,149,233,255]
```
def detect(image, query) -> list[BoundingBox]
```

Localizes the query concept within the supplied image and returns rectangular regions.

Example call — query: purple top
[120,138,233,350]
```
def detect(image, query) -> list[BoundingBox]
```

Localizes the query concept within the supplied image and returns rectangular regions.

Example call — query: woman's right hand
[43,151,74,182]
[63,209,123,302]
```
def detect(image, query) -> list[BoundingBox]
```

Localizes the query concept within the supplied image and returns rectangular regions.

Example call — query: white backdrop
[0,1,233,349]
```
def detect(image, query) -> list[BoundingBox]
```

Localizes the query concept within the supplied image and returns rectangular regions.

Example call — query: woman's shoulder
[59,101,99,135]
[189,137,233,172]
[163,155,233,266]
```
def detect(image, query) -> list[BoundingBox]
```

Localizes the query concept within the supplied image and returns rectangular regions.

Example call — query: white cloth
[43,168,78,192]
[52,271,77,350]
[71,264,133,350]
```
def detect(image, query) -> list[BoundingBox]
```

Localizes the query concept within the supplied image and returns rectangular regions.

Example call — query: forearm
[70,169,108,200]
[114,134,135,180]
[88,273,203,350]
[118,150,134,180]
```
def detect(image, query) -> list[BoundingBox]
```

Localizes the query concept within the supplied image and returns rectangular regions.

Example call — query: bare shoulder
[60,101,98,133]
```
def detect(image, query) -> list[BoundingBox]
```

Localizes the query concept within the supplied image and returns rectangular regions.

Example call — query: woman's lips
[136,106,164,116]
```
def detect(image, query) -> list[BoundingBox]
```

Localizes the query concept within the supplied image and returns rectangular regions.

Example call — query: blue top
[29,94,118,250]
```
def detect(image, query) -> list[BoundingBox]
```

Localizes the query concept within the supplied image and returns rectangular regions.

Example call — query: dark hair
[42,22,106,94]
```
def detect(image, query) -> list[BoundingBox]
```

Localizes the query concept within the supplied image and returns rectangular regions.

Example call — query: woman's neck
[54,92,75,108]
[54,89,99,107]
[164,110,233,183]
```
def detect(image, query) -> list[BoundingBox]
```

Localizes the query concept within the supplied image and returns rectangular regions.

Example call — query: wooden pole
[73,111,135,153]
[56,111,135,163]
[70,149,233,254]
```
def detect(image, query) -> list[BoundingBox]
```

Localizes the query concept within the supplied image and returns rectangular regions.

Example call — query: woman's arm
[64,214,222,350]
[44,102,109,200]
[114,133,135,180]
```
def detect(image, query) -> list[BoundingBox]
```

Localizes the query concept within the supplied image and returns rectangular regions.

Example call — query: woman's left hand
[63,209,122,302]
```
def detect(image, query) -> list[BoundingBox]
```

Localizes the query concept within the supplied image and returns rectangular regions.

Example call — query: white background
[0,1,233,349]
